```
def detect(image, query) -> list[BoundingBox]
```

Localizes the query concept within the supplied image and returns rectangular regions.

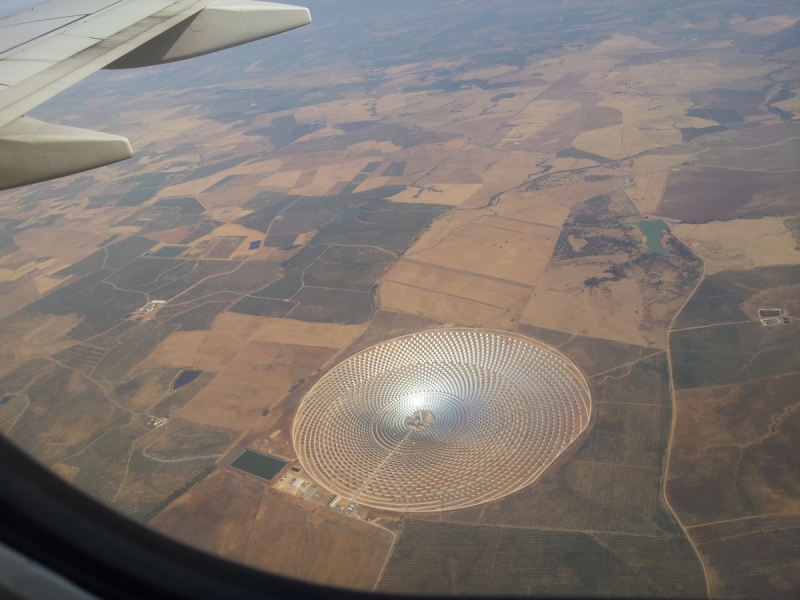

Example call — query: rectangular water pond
[229,449,287,481]
[632,219,668,254]
[152,245,188,258]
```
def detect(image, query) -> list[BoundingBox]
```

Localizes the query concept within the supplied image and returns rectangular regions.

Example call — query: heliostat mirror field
[293,329,592,512]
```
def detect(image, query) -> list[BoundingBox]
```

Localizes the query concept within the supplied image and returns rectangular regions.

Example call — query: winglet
[0,117,132,190]
[107,1,311,69]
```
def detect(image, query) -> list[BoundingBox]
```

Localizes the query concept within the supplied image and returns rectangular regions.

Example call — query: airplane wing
[0,0,310,190]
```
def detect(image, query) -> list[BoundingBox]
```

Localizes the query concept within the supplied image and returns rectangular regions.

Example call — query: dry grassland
[773,94,800,113]
[491,191,573,227]
[0,314,83,375]
[258,169,303,190]
[163,161,284,197]
[143,312,363,370]
[386,260,531,309]
[380,281,504,326]
[626,154,692,214]
[350,176,393,193]
[250,317,367,348]
[572,96,683,159]
[453,65,520,80]
[406,214,557,287]
[32,276,62,295]
[587,34,660,52]
[152,472,393,591]
[0,281,39,321]
[520,256,663,348]
[179,340,334,429]
[149,469,268,560]
[500,99,582,146]
[672,218,800,274]
[530,177,626,204]
[628,58,777,98]
[340,140,402,157]
[51,463,80,483]
[11,226,106,271]
[293,99,378,126]
[388,184,482,206]
[142,313,364,428]
[375,91,457,119]
[187,222,261,249]
[668,373,800,527]
[290,160,371,195]
[572,125,628,159]
[741,284,800,320]
[241,492,393,590]
[730,14,800,34]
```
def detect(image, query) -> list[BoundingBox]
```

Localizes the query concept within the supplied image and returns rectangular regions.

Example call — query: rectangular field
[657,167,800,223]
[206,236,246,259]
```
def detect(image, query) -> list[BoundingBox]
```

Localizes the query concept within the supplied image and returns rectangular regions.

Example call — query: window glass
[1,1,798,597]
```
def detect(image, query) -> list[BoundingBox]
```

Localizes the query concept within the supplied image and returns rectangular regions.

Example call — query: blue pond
[632,220,668,254]
[173,369,202,390]
[153,246,188,258]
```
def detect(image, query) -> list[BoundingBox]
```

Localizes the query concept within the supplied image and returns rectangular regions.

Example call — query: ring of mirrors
[292,329,592,512]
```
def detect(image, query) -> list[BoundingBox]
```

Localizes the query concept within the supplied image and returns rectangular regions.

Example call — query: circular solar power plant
[292,329,591,512]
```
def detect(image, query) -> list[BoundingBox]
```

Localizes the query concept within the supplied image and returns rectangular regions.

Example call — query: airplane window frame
[0,434,394,600]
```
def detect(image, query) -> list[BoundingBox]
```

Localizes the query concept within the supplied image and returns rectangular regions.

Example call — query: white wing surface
[0,0,310,190]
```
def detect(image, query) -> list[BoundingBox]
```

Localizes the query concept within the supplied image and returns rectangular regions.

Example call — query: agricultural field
[520,194,702,348]
[656,167,800,223]
[688,515,800,599]
[669,266,800,390]
[380,522,705,598]
[151,473,394,591]
[0,0,799,595]
[666,265,800,598]
[673,265,800,329]
[386,329,702,593]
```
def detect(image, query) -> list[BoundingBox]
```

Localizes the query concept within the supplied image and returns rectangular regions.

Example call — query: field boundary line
[413,519,685,537]
[566,458,661,471]
[372,526,397,592]
[591,349,665,380]
[400,258,536,290]
[686,512,800,530]
[2,394,29,435]
[485,212,560,229]
[140,450,227,463]
[384,279,507,309]
[589,533,668,596]
[595,400,672,407]
[671,320,751,332]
